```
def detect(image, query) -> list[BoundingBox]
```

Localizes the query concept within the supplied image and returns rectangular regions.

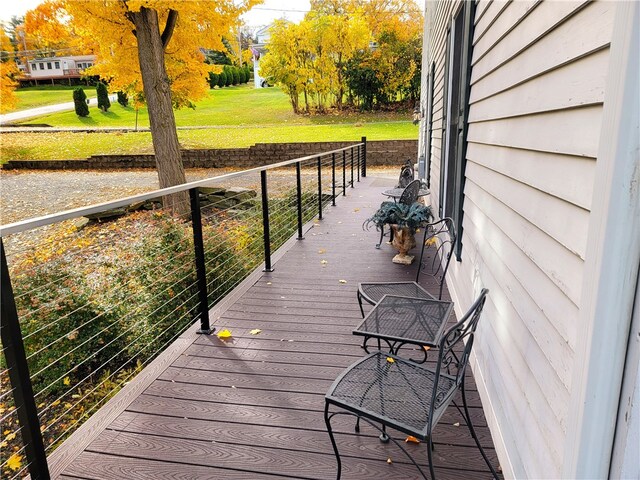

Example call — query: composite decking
[50,176,502,479]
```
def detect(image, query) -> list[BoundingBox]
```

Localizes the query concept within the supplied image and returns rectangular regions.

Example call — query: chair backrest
[428,288,489,423]
[398,179,421,205]
[415,218,455,299]
[397,161,415,188]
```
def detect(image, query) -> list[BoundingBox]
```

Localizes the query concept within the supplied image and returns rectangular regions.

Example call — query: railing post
[350,147,354,188]
[0,240,50,480]
[295,162,304,240]
[342,150,346,196]
[332,153,336,206]
[189,188,212,335]
[260,170,274,272]
[361,136,367,177]
[357,145,360,182]
[317,157,323,220]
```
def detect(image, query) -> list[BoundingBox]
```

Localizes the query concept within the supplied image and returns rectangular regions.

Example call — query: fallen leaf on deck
[453,422,460,427]
[339,279,347,284]
[321,260,328,265]
[425,237,438,246]
[386,357,395,364]
[423,346,431,351]
[63,376,71,386]
[217,329,232,339]
[387,458,393,464]
[250,329,262,335]
[231,385,236,389]
[318,249,326,254]
[7,453,22,471]
[405,436,420,444]
[5,432,16,441]
[353,208,360,212]
[266,282,272,285]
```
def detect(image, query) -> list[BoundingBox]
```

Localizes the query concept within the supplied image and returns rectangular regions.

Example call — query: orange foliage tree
[36,0,260,212]
[0,30,19,113]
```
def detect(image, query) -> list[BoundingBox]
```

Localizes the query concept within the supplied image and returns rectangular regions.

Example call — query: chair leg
[379,424,389,443]
[427,435,436,480]
[461,382,499,479]
[324,403,342,480]
[357,290,365,318]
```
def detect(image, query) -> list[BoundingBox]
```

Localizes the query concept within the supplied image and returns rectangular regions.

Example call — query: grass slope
[10,85,91,112]
[2,84,417,161]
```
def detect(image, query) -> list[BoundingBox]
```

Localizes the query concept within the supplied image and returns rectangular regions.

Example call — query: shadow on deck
[50,176,501,480]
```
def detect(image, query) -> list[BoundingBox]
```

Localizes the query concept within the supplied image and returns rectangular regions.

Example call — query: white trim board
[562,2,640,478]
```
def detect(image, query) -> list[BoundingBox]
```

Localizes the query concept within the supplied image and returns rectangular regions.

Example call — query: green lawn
[19,84,412,128]
[2,84,417,161]
[10,85,90,112]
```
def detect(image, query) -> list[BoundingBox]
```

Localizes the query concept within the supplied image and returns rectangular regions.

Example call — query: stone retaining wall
[3,140,417,170]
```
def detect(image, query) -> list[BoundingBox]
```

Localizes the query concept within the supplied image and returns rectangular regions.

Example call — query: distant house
[251,24,272,88]
[416,1,639,479]
[19,54,96,86]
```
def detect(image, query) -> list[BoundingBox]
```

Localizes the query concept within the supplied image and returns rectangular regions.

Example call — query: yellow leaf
[67,330,79,340]
[3,430,9,435]
[63,376,71,386]
[405,435,420,444]
[320,260,328,265]
[217,329,232,339]
[7,453,22,472]
[425,237,438,246]
[318,249,326,254]
[0,440,7,448]
[387,457,393,464]
[51,400,60,407]
[423,346,431,351]
[249,329,262,335]
[5,432,16,441]
[339,279,347,284]
[353,208,360,212]
[386,357,395,364]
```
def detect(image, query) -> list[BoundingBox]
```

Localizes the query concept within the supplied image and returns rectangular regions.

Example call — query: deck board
[54,176,502,479]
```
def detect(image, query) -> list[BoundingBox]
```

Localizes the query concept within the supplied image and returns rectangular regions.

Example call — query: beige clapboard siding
[470,0,615,103]
[474,0,495,27]
[463,192,575,388]
[469,47,609,123]
[467,105,604,159]
[473,0,510,44]
[447,242,564,478]
[460,208,570,432]
[466,142,595,210]
[472,0,539,63]
[466,160,588,270]
[465,180,584,350]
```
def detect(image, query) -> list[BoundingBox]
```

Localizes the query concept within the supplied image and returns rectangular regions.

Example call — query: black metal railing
[0,139,366,479]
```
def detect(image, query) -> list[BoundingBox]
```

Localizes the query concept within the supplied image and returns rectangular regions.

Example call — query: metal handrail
[0,144,364,237]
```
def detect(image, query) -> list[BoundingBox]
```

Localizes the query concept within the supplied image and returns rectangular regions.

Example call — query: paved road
[0,94,117,125]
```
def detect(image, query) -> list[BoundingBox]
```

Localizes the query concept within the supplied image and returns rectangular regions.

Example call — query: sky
[0,0,312,27]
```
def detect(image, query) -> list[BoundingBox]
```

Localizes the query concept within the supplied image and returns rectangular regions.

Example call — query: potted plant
[364,202,433,264]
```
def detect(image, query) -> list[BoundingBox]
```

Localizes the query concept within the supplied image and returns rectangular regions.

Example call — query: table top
[353,294,454,347]
[382,188,430,199]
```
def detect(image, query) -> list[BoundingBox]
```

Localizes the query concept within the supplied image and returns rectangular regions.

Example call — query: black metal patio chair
[397,159,415,188]
[324,289,498,480]
[375,179,422,249]
[361,217,455,317]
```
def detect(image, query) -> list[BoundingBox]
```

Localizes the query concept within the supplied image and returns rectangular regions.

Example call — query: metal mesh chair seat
[326,352,455,438]
[358,281,434,306]
[325,289,499,480]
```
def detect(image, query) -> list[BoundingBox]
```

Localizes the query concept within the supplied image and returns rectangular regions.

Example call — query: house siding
[421,0,615,477]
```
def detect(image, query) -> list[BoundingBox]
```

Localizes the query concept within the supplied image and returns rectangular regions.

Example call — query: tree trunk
[130,7,188,216]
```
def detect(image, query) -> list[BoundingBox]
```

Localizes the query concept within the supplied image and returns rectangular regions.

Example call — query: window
[55,61,60,69]
[439,2,475,260]
[47,62,52,69]
[31,63,36,70]
[39,63,44,70]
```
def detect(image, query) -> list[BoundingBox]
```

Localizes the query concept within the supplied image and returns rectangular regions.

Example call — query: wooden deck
[49,176,502,479]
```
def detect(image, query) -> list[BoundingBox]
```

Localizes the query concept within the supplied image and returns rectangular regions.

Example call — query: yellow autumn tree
[39,0,260,212]
[0,30,19,113]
